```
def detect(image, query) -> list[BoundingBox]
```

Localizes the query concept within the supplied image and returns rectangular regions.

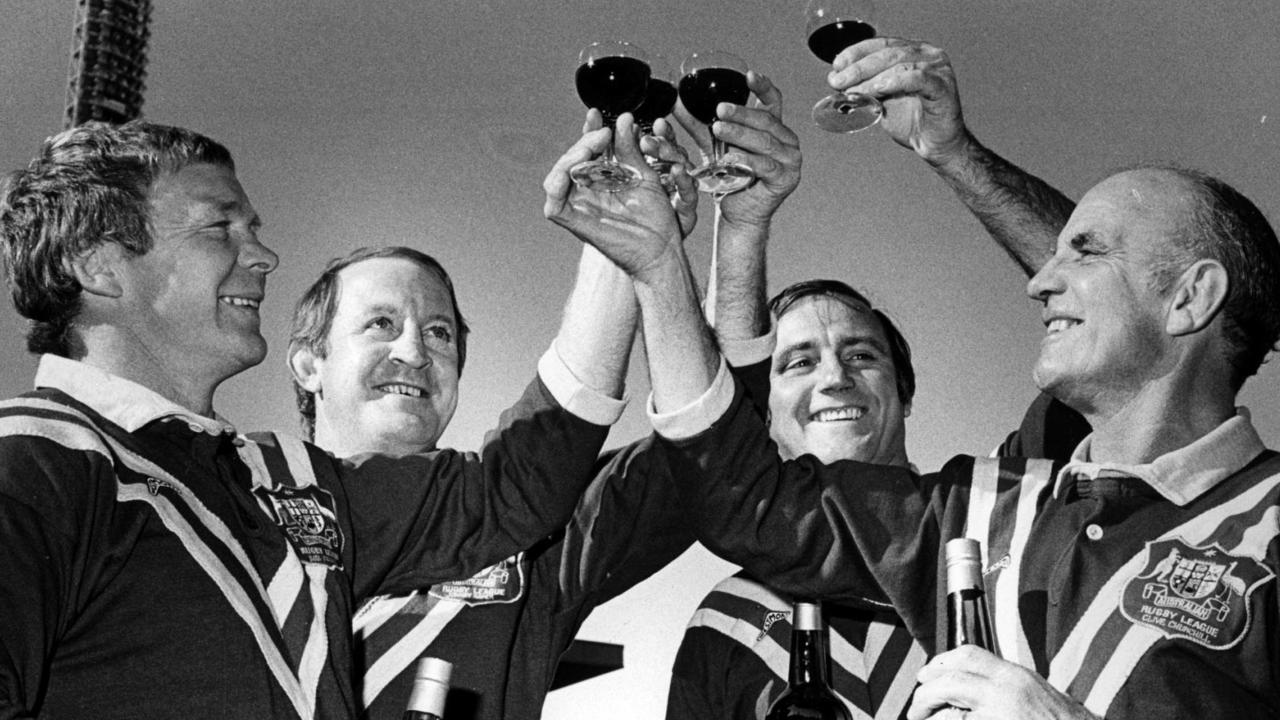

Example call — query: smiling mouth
[377,383,427,398]
[1045,318,1081,335]
[220,295,261,310]
[810,407,865,422]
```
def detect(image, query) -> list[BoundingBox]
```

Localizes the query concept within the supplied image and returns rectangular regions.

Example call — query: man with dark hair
[667,279,930,720]
[0,120,629,719]
[663,44,1091,720]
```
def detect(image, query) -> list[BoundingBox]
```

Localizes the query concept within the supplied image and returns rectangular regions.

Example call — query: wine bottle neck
[788,629,829,686]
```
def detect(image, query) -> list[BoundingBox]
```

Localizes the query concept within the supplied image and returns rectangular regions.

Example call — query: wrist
[923,129,983,175]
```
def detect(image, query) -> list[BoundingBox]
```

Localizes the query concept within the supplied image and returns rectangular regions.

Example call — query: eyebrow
[358,304,456,325]
[772,335,889,369]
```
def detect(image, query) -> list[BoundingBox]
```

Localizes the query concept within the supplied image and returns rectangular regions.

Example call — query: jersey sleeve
[545,433,694,615]
[663,380,970,645]
[0,433,108,719]
[341,375,610,600]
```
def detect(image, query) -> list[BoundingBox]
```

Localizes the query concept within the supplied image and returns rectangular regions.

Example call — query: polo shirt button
[1085,524,1104,540]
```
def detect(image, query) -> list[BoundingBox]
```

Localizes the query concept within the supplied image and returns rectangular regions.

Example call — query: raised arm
[832,38,1074,275]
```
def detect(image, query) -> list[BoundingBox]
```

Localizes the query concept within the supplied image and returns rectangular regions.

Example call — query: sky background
[2,2,1279,717]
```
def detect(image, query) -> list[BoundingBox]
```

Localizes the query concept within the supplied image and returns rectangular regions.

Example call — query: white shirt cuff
[537,344,628,426]
[718,326,775,368]
[648,357,735,441]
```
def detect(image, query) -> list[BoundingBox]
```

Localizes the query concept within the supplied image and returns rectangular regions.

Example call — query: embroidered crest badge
[1121,538,1274,649]
[429,552,525,606]
[256,484,344,569]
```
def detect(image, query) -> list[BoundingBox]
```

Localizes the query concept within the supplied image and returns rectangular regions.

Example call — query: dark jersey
[666,382,1280,718]
[355,435,692,720]
[0,371,607,720]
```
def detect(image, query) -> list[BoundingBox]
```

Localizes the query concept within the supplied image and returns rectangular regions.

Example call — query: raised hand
[544,112,694,281]
[828,37,971,165]
[674,71,802,230]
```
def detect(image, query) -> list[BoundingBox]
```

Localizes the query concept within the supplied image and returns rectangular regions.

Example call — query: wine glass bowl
[571,41,652,192]
[805,0,883,134]
[678,51,755,195]
[633,54,679,191]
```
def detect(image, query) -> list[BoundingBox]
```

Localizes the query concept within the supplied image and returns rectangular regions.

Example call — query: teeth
[1046,318,1079,334]
[811,407,864,422]
[221,296,260,309]
[380,384,424,398]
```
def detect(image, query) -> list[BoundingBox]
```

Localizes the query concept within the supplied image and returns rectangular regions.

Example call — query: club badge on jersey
[430,553,526,606]
[256,484,345,569]
[1121,538,1274,649]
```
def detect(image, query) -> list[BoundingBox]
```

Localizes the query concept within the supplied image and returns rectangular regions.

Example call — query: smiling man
[613,164,1280,720]
[0,121,625,719]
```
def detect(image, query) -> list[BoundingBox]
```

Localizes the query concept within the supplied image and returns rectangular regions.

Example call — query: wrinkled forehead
[333,256,455,319]
[1060,169,1195,244]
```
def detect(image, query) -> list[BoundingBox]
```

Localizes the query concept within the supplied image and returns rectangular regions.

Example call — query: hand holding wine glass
[546,113,695,279]
[570,40,652,192]
[828,38,971,165]
[805,0,883,133]
[671,71,801,228]
[678,51,755,196]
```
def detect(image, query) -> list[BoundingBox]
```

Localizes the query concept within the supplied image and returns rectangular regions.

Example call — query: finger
[830,41,949,95]
[906,672,984,720]
[746,70,783,117]
[581,108,606,135]
[831,35,913,71]
[542,128,612,216]
[611,114,654,179]
[715,103,801,149]
[669,164,698,214]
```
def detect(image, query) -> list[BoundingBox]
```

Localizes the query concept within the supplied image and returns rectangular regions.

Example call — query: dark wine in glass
[576,56,651,120]
[807,19,875,64]
[570,41,651,192]
[806,0,883,133]
[678,51,754,195]
[633,55,679,192]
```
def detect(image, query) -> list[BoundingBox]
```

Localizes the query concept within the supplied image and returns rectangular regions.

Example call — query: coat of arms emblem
[1120,538,1273,649]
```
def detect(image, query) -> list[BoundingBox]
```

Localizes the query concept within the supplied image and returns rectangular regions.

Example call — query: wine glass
[632,54,679,191]
[678,51,755,196]
[806,0,882,133]
[570,41,652,192]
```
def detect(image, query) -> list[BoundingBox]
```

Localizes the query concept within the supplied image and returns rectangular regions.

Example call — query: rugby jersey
[666,381,1280,718]
[666,573,925,720]
[353,434,692,720]
[0,355,609,719]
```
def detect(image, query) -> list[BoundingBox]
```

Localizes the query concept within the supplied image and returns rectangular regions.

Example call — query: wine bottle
[403,657,453,720]
[764,601,852,720]
[944,538,996,651]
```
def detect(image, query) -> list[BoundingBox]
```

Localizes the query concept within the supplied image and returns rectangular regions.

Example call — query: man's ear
[288,343,324,394]
[1166,259,1229,337]
[69,243,126,299]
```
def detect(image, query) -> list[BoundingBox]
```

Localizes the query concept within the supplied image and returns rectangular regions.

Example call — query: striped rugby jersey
[674,387,1280,718]
[667,572,925,720]
[0,359,608,719]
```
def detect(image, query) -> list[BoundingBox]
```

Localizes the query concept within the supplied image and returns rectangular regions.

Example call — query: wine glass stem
[711,137,730,165]
[602,115,620,165]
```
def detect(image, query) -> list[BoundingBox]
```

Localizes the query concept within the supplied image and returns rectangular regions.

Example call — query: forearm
[554,245,637,399]
[930,134,1074,276]
[634,242,721,415]
[710,216,770,342]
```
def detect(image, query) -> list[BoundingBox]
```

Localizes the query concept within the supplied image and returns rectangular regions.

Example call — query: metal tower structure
[63,0,153,129]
